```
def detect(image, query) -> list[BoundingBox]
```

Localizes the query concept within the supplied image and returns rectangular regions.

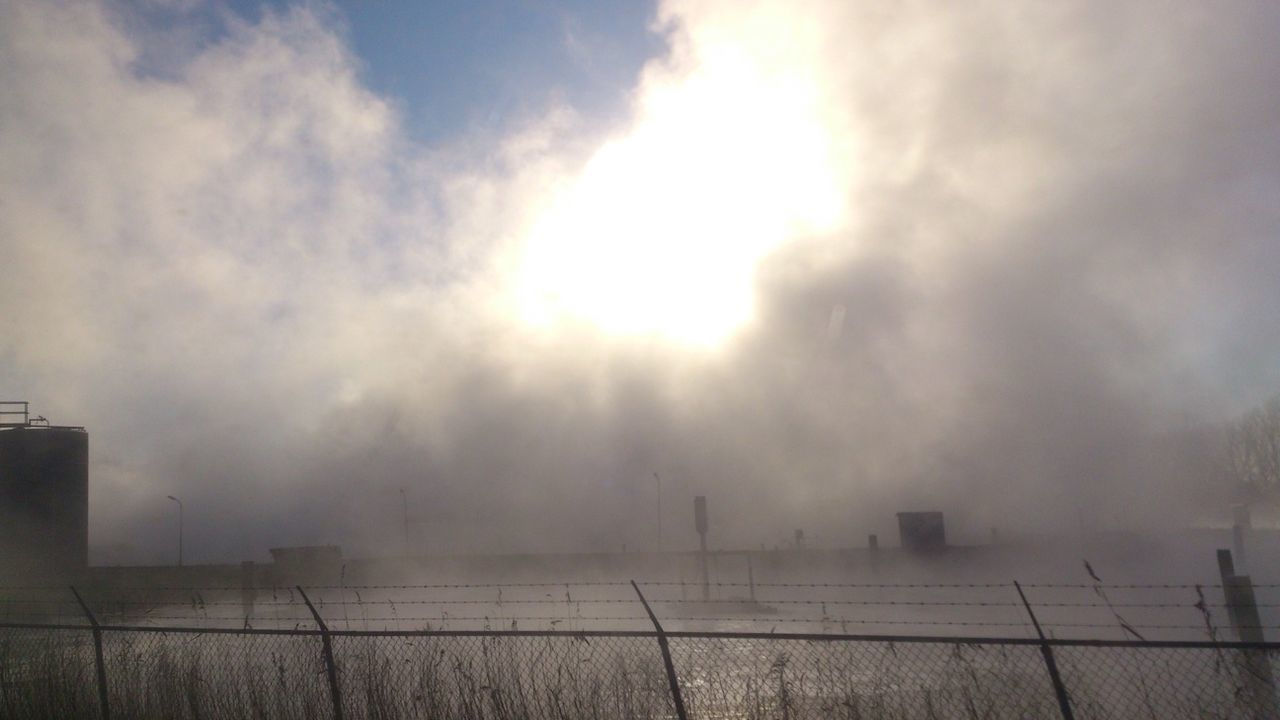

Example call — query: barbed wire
[4,595,1273,611]
[7,580,1276,593]
[35,596,1279,610]
[2,611,1266,634]
[655,581,1279,590]
[1021,583,1280,589]
[5,589,1274,604]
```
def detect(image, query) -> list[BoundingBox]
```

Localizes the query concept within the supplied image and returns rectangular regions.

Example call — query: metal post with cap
[694,496,709,602]
[166,495,183,567]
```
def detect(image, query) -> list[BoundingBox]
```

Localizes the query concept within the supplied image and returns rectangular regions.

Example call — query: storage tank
[0,403,88,571]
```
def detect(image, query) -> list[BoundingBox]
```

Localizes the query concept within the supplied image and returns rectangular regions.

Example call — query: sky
[221,0,664,144]
[2,0,1279,564]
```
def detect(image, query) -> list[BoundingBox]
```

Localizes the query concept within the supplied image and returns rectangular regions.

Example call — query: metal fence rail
[2,621,1279,719]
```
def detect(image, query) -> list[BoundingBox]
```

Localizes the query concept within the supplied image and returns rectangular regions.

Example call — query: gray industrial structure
[0,402,89,572]
[897,510,946,550]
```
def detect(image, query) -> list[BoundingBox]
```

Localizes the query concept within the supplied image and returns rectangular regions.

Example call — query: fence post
[1013,581,1075,720]
[69,586,111,720]
[1217,549,1277,718]
[630,580,689,720]
[298,586,344,720]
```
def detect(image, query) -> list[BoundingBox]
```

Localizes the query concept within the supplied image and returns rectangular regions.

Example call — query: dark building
[0,402,88,571]
[897,511,946,551]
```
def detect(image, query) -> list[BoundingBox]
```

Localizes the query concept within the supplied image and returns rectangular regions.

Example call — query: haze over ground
[2,0,1279,564]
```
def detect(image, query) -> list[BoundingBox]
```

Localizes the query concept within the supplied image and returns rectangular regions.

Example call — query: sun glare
[513,36,846,347]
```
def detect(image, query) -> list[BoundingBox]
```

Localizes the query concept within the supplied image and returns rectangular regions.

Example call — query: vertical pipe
[1233,524,1246,571]
[631,581,689,720]
[298,586,344,720]
[1233,505,1251,571]
[694,496,710,602]
[746,553,756,603]
[654,472,662,553]
[70,586,110,720]
[1013,582,1075,720]
[699,533,710,602]
[399,488,410,556]
[166,496,183,567]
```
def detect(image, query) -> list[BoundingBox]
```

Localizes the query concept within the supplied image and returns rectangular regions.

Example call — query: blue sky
[217,0,665,144]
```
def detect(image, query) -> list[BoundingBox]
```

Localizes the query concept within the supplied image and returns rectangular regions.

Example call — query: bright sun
[513,28,846,347]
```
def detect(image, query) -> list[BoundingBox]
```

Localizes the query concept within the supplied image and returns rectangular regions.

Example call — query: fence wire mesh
[100,630,330,720]
[0,627,100,719]
[4,576,1280,719]
[332,633,674,720]
[668,635,1058,719]
[1054,642,1280,719]
[4,624,1280,719]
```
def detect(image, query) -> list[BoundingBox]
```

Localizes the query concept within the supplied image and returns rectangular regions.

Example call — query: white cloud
[2,0,1279,560]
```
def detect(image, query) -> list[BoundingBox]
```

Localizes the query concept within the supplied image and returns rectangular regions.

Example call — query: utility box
[897,511,946,551]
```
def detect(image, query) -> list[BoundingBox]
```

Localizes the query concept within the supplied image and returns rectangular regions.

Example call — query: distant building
[897,511,946,551]
[0,402,89,572]
[269,545,343,582]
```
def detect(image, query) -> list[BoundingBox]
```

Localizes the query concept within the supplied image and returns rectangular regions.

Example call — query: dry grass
[1,627,1277,719]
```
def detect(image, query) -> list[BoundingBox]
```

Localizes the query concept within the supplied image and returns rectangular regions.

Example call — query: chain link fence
[2,578,1279,719]
[2,622,1279,719]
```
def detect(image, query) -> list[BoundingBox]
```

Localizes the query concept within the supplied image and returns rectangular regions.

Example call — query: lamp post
[166,495,183,567]
[654,473,662,553]
[399,487,410,556]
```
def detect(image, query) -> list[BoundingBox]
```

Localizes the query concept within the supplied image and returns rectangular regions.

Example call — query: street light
[399,487,410,556]
[166,495,183,567]
[654,473,662,553]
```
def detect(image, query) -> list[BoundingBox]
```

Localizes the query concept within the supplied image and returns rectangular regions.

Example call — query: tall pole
[166,495,183,567]
[399,487,410,556]
[654,472,662,552]
[698,532,709,601]
[694,496,709,602]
